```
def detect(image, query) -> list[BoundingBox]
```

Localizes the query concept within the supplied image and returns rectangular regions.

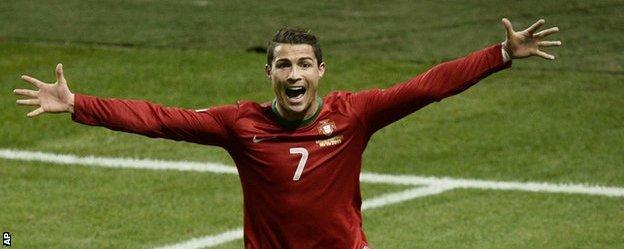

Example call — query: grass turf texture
[1,0,623,248]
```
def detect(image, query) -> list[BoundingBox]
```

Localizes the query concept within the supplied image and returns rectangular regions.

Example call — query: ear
[265,64,271,79]
[318,62,326,78]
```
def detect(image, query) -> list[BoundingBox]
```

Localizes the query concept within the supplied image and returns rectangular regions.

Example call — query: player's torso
[228,93,371,249]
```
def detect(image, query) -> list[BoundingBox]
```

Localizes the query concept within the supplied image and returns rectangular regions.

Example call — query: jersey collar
[271,97,323,129]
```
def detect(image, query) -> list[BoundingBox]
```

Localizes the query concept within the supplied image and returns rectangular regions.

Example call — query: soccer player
[14,18,560,248]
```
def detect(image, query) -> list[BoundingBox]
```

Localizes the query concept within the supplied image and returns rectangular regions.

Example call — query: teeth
[287,86,304,90]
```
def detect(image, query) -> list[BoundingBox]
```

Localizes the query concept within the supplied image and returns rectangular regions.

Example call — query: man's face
[266,43,325,118]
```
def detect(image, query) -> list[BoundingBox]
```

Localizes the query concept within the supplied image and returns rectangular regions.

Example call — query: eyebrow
[275,57,314,63]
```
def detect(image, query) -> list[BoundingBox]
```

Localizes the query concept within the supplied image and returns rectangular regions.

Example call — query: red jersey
[72,44,510,248]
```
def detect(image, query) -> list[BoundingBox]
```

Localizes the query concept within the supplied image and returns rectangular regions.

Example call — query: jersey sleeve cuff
[71,93,98,125]
[490,43,513,70]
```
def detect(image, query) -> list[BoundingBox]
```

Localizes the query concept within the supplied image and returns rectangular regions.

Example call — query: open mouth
[285,86,306,100]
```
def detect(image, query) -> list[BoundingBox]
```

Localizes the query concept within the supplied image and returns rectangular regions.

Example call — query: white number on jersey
[289,147,309,181]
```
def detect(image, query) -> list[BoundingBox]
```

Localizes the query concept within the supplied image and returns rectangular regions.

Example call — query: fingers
[16,96,45,117]
[27,107,45,118]
[501,18,514,37]
[534,27,559,38]
[21,75,45,88]
[525,19,545,34]
[56,63,67,85]
[538,40,562,47]
[534,50,555,60]
[13,89,38,98]
[16,98,41,106]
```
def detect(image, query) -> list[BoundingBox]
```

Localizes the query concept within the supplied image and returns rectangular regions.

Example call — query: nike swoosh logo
[252,135,276,143]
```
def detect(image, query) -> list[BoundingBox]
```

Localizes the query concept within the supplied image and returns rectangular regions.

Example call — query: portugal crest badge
[318,119,336,137]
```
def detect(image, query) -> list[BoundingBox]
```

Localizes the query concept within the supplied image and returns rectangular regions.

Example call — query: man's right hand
[14,63,75,117]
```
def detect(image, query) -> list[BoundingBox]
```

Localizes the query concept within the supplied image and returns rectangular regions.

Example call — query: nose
[287,66,301,84]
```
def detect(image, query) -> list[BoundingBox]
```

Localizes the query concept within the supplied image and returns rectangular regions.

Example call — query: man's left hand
[501,18,561,60]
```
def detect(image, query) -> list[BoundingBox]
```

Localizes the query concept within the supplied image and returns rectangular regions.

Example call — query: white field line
[153,228,243,249]
[155,184,455,249]
[2,148,623,197]
[361,184,455,210]
[360,172,624,197]
[0,149,236,174]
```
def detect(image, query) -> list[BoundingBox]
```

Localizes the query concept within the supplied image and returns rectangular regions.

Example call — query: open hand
[14,63,75,117]
[502,18,561,60]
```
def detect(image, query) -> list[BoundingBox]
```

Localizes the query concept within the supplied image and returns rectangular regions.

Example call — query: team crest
[317,119,336,137]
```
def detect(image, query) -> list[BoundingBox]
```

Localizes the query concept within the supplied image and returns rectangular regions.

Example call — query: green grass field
[1,0,623,248]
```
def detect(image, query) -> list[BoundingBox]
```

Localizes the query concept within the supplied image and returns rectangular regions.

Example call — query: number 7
[289,147,309,181]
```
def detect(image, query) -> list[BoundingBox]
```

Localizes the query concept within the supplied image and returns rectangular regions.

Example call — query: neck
[275,98,318,121]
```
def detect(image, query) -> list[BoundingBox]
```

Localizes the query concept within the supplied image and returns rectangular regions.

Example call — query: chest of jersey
[232,111,365,188]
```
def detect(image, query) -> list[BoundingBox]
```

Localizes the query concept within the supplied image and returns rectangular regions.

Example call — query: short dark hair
[267,27,323,66]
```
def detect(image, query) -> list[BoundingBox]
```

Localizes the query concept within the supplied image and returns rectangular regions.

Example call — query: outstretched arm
[348,18,561,134]
[13,65,237,147]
